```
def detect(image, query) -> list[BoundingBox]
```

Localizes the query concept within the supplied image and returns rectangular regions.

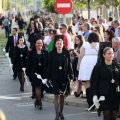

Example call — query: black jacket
[26,49,48,78]
[13,45,28,72]
[46,49,73,80]
[90,61,120,96]
[5,36,18,63]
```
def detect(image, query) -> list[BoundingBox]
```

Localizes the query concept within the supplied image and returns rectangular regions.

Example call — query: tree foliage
[3,0,9,11]
[43,0,57,13]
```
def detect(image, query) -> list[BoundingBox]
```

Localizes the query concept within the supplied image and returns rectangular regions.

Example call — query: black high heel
[59,112,64,120]
[74,91,83,98]
[79,91,83,98]
[34,100,39,108]
[20,87,24,92]
[38,101,42,110]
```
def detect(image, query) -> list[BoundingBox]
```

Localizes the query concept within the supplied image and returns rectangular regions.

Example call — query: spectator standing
[82,22,91,41]
[59,23,72,50]
[113,20,120,37]
[18,16,24,31]
[3,17,10,38]
[72,35,85,97]
[77,33,100,90]
[112,37,120,64]
[104,30,115,42]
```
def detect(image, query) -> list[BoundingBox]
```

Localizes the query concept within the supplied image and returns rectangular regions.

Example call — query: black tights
[54,95,64,115]
[18,72,25,89]
[35,87,42,106]
[103,110,118,120]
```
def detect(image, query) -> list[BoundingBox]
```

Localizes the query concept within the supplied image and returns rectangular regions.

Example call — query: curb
[44,94,88,108]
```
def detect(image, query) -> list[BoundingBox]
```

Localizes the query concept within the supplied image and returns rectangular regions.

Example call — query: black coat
[26,49,48,78]
[13,45,28,72]
[46,49,73,81]
[90,61,120,96]
[18,19,24,29]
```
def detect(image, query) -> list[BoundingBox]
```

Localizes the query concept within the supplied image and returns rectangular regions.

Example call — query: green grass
[0,33,7,57]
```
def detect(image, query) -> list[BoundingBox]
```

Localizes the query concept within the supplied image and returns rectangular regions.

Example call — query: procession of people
[1,11,120,120]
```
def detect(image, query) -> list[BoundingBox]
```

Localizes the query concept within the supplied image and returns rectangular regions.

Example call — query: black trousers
[4,26,9,38]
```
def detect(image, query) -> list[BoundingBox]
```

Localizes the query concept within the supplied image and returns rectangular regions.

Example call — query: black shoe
[74,91,83,98]
[31,94,36,99]
[34,100,39,108]
[13,77,17,80]
[38,101,42,110]
[20,87,24,92]
[117,114,120,118]
[59,112,64,120]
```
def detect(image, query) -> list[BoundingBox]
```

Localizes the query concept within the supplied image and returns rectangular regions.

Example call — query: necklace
[107,65,115,83]
[58,53,62,70]
[19,45,24,57]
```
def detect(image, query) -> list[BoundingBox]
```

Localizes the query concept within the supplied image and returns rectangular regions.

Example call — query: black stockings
[35,87,42,106]
[18,72,25,91]
[54,95,64,119]
[103,110,118,120]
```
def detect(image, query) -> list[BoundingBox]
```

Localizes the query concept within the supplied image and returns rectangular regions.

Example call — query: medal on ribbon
[58,53,62,70]
[38,54,41,66]
[20,54,23,57]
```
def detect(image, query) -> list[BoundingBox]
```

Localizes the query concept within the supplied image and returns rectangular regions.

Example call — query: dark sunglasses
[59,28,64,30]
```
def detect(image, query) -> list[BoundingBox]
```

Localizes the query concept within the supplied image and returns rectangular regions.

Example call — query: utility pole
[88,0,90,19]
[34,0,37,11]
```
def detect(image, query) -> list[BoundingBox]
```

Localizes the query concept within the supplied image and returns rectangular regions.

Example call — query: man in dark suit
[5,27,19,80]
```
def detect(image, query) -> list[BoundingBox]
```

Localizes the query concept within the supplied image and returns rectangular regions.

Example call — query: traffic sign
[55,0,73,15]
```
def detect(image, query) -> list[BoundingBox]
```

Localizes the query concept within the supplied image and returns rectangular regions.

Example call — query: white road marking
[57,3,70,8]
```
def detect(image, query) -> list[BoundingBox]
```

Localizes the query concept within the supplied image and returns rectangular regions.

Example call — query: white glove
[42,79,48,84]
[10,64,13,67]
[22,68,26,72]
[3,48,5,52]
[70,80,73,82]
[93,95,100,109]
[5,53,9,57]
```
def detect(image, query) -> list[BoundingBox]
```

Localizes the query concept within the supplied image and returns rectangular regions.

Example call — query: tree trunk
[114,6,119,19]
[102,5,108,19]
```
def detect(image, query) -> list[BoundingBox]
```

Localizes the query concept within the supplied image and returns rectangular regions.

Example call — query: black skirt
[52,79,70,95]
[99,83,120,111]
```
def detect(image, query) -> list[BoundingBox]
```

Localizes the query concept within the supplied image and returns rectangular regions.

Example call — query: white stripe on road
[16,104,34,107]
[57,3,70,8]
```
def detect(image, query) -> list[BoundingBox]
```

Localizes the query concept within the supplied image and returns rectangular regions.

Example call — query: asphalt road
[0,58,103,120]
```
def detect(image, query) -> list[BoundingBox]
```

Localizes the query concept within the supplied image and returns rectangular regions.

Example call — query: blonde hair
[0,110,6,120]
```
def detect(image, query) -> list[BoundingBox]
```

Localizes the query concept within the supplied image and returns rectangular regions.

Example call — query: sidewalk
[44,93,88,108]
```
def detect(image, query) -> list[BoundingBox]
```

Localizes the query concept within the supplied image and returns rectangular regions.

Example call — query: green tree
[43,0,57,13]
[3,0,9,11]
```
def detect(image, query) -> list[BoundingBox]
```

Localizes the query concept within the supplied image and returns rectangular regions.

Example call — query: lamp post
[88,0,90,19]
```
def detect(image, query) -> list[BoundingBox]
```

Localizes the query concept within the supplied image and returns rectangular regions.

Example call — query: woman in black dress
[72,35,85,97]
[26,37,48,109]
[13,36,28,92]
[91,47,120,120]
[46,38,73,120]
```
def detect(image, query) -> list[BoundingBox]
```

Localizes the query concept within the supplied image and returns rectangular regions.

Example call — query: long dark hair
[74,35,85,49]
[32,34,44,51]
[105,30,115,42]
